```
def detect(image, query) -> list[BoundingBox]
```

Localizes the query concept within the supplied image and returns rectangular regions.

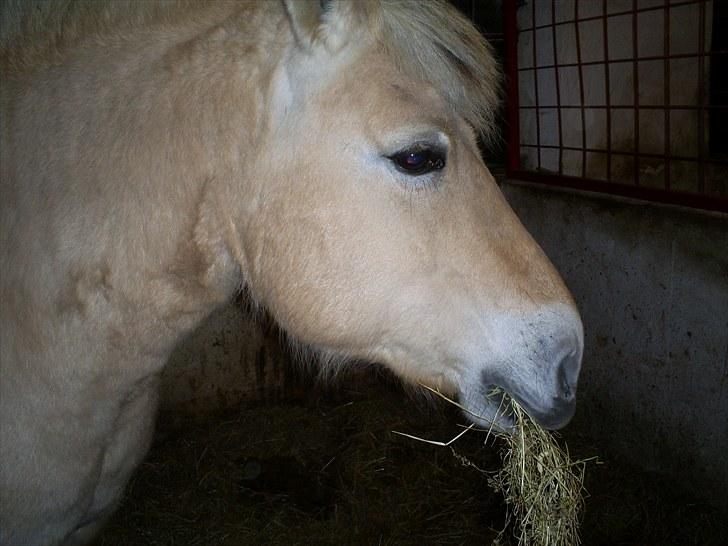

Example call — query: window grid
[505,0,728,212]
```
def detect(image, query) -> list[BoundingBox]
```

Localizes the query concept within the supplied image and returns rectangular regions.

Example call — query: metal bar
[708,0,728,158]
[664,0,671,191]
[516,50,726,71]
[697,0,706,193]
[516,143,728,164]
[633,0,640,186]
[517,104,728,111]
[504,0,521,174]
[518,0,705,32]
[603,0,612,182]
[532,0,541,171]
[552,0,564,175]
[508,170,728,213]
[574,1,587,178]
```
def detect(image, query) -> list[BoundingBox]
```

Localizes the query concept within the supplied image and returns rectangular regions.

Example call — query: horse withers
[0,1,583,544]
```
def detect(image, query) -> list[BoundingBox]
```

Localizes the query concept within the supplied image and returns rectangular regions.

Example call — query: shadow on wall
[161,296,380,425]
[161,297,295,424]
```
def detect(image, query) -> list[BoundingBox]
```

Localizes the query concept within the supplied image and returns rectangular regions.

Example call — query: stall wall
[501,179,728,510]
[161,303,295,423]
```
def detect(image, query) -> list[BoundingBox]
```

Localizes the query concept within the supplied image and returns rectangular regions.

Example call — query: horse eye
[389,147,446,176]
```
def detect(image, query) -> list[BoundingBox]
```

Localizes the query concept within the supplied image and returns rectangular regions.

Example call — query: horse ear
[283,0,323,47]
[283,0,360,52]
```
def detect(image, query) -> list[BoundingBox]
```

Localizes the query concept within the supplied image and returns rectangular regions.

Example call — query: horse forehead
[324,53,447,115]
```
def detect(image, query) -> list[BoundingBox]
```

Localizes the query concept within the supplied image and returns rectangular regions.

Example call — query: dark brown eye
[389,147,446,176]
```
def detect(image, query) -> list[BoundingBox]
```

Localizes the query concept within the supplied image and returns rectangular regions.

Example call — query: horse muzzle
[458,303,583,431]
[504,342,581,429]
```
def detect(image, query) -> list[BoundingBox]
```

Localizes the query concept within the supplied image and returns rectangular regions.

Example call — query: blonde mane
[378,1,501,138]
[1,0,500,136]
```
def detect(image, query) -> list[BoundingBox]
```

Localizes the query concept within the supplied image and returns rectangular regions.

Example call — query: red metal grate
[504,0,728,213]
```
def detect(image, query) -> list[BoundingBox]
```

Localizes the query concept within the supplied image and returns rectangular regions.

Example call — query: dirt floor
[96,370,727,546]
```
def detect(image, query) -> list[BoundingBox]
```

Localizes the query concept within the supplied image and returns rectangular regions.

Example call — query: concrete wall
[501,180,728,510]
[161,302,296,423]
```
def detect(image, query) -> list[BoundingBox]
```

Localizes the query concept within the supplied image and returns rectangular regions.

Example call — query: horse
[0,1,583,544]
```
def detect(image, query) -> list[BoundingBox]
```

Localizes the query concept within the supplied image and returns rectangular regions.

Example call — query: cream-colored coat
[0,2,583,544]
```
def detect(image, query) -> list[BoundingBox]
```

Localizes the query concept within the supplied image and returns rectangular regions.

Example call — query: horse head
[236,0,583,430]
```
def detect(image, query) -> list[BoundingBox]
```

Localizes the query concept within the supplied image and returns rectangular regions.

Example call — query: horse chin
[458,384,516,434]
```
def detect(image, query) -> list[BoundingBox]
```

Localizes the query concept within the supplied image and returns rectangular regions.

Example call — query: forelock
[377,0,501,140]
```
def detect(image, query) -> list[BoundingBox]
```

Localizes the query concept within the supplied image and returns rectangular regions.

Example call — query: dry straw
[397,386,590,546]
[488,392,587,546]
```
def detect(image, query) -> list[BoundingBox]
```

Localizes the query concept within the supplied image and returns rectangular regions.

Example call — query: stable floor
[96,373,727,546]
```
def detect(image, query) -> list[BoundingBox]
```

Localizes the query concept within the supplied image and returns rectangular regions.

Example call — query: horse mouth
[459,380,576,432]
[458,383,517,433]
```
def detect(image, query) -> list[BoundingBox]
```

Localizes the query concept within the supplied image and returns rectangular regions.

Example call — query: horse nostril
[557,351,580,401]
[561,375,572,399]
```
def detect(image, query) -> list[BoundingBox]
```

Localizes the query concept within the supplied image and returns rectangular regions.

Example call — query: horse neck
[5,3,291,357]
[123,4,292,322]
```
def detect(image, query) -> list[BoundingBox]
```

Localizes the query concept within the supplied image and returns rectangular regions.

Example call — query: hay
[411,385,589,546]
[98,377,728,545]
[99,378,508,545]
[487,393,587,546]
